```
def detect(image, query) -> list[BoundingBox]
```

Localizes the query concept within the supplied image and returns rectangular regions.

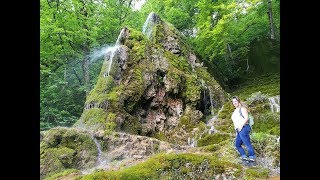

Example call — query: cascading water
[89,46,112,63]
[200,80,215,115]
[188,137,197,147]
[104,46,119,76]
[103,27,130,76]
[206,105,224,135]
[268,95,280,113]
[142,12,160,39]
[79,132,109,174]
[115,28,126,45]
[91,136,108,167]
[208,86,214,115]
[73,119,109,174]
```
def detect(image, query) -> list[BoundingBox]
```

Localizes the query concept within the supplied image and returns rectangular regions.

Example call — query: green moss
[231,73,279,99]
[104,122,116,136]
[151,24,166,44]
[86,75,115,104]
[178,115,195,130]
[253,112,280,135]
[123,67,145,112]
[244,167,269,180]
[184,74,201,103]
[155,132,167,141]
[195,67,219,86]
[214,102,235,134]
[41,147,76,178]
[251,132,279,166]
[218,102,233,119]
[180,166,191,174]
[121,115,142,134]
[80,108,107,125]
[201,144,220,152]
[197,133,230,147]
[164,50,191,72]
[44,169,81,180]
[80,153,242,179]
[128,28,146,42]
[41,128,98,179]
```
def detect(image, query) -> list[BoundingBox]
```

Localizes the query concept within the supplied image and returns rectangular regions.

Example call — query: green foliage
[40,73,86,130]
[140,0,200,36]
[40,0,141,130]
[193,0,280,87]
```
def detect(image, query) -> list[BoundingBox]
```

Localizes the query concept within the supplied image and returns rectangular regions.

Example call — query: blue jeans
[235,124,256,159]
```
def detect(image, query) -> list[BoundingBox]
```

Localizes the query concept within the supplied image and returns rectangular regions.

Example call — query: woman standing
[231,96,256,166]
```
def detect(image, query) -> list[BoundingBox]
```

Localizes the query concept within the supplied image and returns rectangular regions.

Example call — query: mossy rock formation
[73,12,228,144]
[40,127,98,179]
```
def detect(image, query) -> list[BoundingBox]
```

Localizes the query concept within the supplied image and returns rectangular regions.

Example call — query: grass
[230,73,279,99]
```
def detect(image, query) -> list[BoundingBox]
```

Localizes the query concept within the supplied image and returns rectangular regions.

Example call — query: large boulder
[73,12,228,145]
[40,127,98,179]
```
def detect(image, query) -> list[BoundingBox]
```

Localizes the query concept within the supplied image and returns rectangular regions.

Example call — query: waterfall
[91,135,107,167]
[102,27,127,77]
[203,89,207,113]
[142,12,160,39]
[188,137,197,147]
[206,105,224,133]
[200,80,215,115]
[81,134,109,175]
[187,105,225,147]
[208,86,214,115]
[73,120,109,173]
[268,95,280,113]
[115,28,125,45]
[104,46,119,76]
[209,125,215,135]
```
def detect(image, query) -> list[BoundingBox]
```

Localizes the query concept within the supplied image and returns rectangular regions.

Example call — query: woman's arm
[238,107,249,131]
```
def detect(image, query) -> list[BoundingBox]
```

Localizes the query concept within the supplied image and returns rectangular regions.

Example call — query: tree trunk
[227,44,233,59]
[267,0,275,39]
[82,47,90,94]
[72,68,83,86]
[80,0,91,94]
[246,59,249,71]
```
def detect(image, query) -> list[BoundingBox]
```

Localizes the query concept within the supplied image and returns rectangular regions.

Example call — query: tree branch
[237,22,257,38]
[72,68,83,86]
